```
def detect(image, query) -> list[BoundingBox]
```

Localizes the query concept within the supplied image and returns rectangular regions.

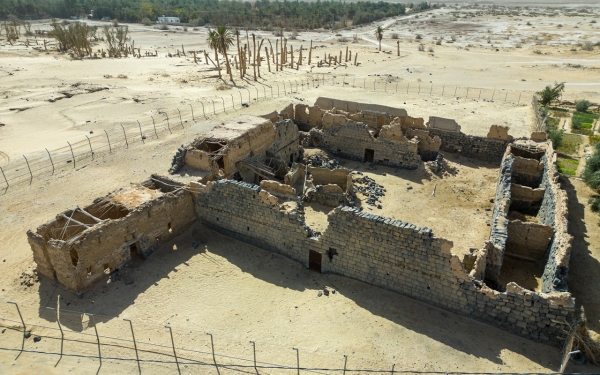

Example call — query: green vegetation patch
[549,107,570,118]
[589,135,600,146]
[557,133,583,156]
[557,157,579,176]
[572,111,599,128]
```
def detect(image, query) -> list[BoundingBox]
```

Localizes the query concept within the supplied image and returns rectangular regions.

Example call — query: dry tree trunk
[252,34,257,81]
[265,47,271,72]
[308,40,312,64]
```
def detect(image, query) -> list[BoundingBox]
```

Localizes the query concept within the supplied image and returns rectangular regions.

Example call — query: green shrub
[548,128,564,149]
[575,99,590,112]
[589,135,600,145]
[557,133,583,155]
[589,197,600,212]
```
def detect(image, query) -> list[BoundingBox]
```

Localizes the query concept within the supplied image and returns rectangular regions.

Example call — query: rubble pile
[304,154,343,169]
[169,146,187,174]
[352,174,386,208]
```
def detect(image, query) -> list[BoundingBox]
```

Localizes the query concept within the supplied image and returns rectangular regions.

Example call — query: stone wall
[28,183,196,291]
[309,123,421,170]
[427,128,511,162]
[314,97,407,117]
[268,120,300,164]
[193,179,575,345]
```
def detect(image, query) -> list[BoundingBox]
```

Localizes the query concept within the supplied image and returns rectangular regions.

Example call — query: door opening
[364,148,375,163]
[309,250,322,273]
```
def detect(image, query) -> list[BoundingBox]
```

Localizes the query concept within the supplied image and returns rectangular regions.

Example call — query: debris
[33,336,41,342]
[352,176,386,207]
[125,277,134,285]
[407,185,413,190]
[24,331,31,339]
[304,154,343,169]
[317,291,322,297]
[323,288,330,296]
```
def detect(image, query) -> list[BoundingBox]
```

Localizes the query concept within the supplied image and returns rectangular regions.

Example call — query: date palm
[375,26,383,51]
[209,26,234,81]
[207,29,222,79]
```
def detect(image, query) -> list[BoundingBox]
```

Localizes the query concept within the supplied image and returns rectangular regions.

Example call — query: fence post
[239,90,243,104]
[206,333,220,375]
[454,86,458,97]
[418,83,421,95]
[491,89,495,101]
[104,130,112,153]
[211,99,216,115]
[396,82,398,93]
[88,314,102,374]
[163,113,172,133]
[518,92,522,104]
[189,104,195,121]
[262,85,266,98]
[124,319,141,375]
[343,355,347,375]
[177,108,184,129]
[391,363,395,374]
[442,84,445,96]
[0,166,8,188]
[45,148,55,175]
[150,117,158,139]
[374,80,376,91]
[384,81,387,92]
[270,85,273,98]
[85,135,94,158]
[245,87,251,102]
[293,347,299,375]
[231,94,235,110]
[23,155,33,185]
[407,82,409,94]
[7,301,25,360]
[363,78,366,89]
[283,82,286,95]
[353,77,356,87]
[250,341,258,374]
[466,87,470,98]
[165,326,181,375]
[67,141,76,168]
[504,91,508,103]
[120,124,129,147]
[221,97,226,114]
[277,84,280,97]
[430,84,433,95]
[200,101,207,119]
[136,121,144,143]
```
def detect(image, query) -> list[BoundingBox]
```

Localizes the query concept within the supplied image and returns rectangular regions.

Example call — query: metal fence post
[293,347,299,375]
[189,103,195,121]
[491,89,495,101]
[124,319,141,375]
[283,82,286,95]
[270,85,273,98]
[104,130,112,153]
[206,333,220,375]
[45,148,55,175]
[374,80,376,91]
[430,84,433,95]
[363,78,366,88]
[85,135,94,158]
[7,301,25,359]
[120,124,129,147]
[442,84,445,96]
[67,141,76,168]
[277,84,280,97]
[418,83,421,95]
[88,314,102,374]
[407,82,409,94]
[518,92,522,104]
[391,363,395,374]
[200,101,206,119]
[22,155,33,183]
[245,87,250,102]
[238,90,243,104]
[250,341,258,374]
[262,85,266,98]
[343,355,347,375]
[221,97,226,114]
[0,166,9,188]
[466,87,470,98]
[165,326,181,375]
[163,113,171,133]
[136,121,144,143]
[454,86,458,97]
[231,94,235,110]
[504,91,508,103]
[52,303,64,367]
[177,108,184,128]
[211,99,216,115]
[151,116,158,138]
[353,76,356,87]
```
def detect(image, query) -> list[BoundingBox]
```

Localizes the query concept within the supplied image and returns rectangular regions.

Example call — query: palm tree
[537,82,565,106]
[206,29,222,79]
[375,26,383,51]
[215,25,234,82]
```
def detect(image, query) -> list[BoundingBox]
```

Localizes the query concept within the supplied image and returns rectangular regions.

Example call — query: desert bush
[289,30,298,40]
[353,34,359,43]
[112,19,119,27]
[273,29,283,37]
[103,25,130,57]
[391,33,399,39]
[415,33,422,40]
[141,17,153,26]
[581,41,594,51]
[337,36,348,43]
[428,46,434,52]
[436,39,442,45]
[589,197,600,212]
[575,99,591,112]
[157,24,169,30]
[49,20,96,58]
[548,128,564,150]
[533,49,542,54]
[183,26,188,32]
[451,35,456,41]
[418,43,425,51]
[117,74,128,79]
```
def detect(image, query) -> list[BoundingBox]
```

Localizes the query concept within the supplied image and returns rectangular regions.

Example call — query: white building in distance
[157,16,180,24]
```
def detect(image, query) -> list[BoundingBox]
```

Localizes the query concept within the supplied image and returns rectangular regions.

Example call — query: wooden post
[345,46,349,62]
[252,34,257,81]
[283,38,287,64]
[257,39,264,78]
[308,40,312,64]
[290,45,294,69]
[204,50,209,65]
[354,52,358,66]
[182,44,185,56]
[397,41,400,56]
[193,51,197,64]
[339,50,342,64]
[265,47,271,72]
[275,39,279,71]
[234,55,238,70]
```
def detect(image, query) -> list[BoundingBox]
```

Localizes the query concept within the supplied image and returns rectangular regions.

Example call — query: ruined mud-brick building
[29,98,575,346]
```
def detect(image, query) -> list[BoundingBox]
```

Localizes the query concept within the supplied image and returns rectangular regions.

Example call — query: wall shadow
[562,177,600,333]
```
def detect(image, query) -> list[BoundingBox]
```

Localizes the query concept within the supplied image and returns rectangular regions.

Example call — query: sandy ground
[2,3,600,374]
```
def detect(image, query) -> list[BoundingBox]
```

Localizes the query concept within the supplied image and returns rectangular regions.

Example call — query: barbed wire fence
[0,299,588,375]
[0,74,534,193]
[0,77,317,193]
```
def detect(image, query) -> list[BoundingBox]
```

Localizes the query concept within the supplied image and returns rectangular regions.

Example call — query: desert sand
[1,2,600,374]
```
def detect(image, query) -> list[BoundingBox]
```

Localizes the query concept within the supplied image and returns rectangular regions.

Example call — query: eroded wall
[193,179,574,344]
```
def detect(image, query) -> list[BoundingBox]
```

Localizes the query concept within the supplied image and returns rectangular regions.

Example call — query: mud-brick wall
[538,147,572,293]
[194,180,315,265]
[310,124,421,169]
[427,129,510,162]
[269,120,299,163]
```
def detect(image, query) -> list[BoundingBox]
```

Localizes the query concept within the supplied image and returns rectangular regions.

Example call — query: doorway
[129,241,142,265]
[364,148,375,163]
[309,250,322,273]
